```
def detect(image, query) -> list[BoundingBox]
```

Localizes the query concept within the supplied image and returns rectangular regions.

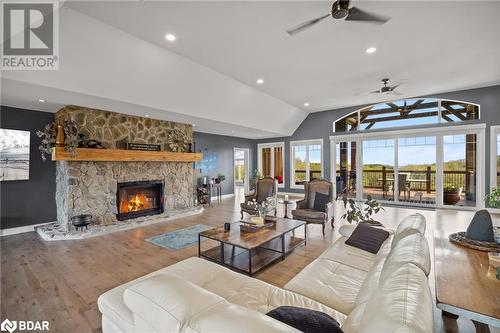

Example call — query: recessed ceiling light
[165,33,176,42]
[304,102,310,107]
[37,98,46,103]
[366,47,377,54]
[256,78,264,84]
[231,130,235,133]
[144,114,150,118]
[192,124,196,127]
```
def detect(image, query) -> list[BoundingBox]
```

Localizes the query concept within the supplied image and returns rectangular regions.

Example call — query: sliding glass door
[443,134,477,207]
[362,139,395,201]
[331,125,484,209]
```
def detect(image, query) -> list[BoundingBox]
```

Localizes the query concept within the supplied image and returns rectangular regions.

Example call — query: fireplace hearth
[117,180,164,220]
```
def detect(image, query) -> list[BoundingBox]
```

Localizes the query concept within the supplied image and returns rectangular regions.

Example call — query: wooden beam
[362,101,438,116]
[364,111,438,123]
[52,147,203,162]
[442,104,467,121]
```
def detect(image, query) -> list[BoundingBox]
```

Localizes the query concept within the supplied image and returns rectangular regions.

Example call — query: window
[290,139,323,189]
[257,142,284,187]
[334,99,479,133]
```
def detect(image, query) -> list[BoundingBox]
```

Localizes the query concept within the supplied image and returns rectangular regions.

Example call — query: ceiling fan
[286,0,390,36]
[370,78,402,95]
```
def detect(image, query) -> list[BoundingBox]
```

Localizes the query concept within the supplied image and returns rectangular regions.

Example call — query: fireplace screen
[116,180,164,220]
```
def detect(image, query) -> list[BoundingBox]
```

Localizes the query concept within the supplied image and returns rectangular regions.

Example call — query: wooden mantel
[52,147,202,162]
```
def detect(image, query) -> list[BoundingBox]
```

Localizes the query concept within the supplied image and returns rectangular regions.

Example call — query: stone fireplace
[53,106,196,233]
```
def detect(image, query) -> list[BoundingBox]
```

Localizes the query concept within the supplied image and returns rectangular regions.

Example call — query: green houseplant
[341,195,384,225]
[485,188,500,208]
[215,174,226,183]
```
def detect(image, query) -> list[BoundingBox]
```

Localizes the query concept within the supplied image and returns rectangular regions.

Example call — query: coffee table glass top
[199,218,305,250]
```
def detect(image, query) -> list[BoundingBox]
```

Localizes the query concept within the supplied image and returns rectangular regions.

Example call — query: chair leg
[322,223,325,237]
[330,217,334,229]
[240,211,244,220]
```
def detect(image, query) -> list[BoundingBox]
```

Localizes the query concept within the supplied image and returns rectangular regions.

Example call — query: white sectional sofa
[98,213,433,333]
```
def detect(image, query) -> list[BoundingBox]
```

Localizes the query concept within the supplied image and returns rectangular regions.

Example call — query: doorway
[234,148,250,200]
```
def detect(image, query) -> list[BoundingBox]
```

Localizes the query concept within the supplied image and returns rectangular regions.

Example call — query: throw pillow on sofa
[313,192,330,212]
[345,223,390,254]
[267,306,343,333]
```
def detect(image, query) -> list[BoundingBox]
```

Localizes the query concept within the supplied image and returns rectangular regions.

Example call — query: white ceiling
[2,1,499,138]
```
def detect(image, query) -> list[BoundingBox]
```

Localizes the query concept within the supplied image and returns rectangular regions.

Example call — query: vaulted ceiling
[2,1,499,138]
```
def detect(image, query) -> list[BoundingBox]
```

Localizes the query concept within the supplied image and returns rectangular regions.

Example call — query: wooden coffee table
[198,218,306,275]
[434,214,500,332]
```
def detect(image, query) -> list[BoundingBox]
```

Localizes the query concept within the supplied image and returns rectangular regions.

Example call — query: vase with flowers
[246,197,276,225]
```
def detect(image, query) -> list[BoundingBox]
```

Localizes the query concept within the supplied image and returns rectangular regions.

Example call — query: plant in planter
[443,185,462,205]
[215,174,226,183]
[37,118,79,161]
[341,195,384,225]
[485,188,500,208]
[252,169,263,180]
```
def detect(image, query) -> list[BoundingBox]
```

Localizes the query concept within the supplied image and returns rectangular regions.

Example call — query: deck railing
[334,167,477,193]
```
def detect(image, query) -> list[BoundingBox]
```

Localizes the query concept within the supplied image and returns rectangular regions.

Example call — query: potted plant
[341,195,384,225]
[485,188,500,208]
[37,118,79,161]
[215,174,226,183]
[443,185,462,205]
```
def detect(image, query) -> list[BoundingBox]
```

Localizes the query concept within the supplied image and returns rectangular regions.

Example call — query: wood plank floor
[1,192,498,333]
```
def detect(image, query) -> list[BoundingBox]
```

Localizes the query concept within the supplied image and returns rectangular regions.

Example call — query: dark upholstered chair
[240,177,277,219]
[291,178,334,236]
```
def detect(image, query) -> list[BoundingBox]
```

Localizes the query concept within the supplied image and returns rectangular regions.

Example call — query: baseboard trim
[1,223,46,237]
[211,193,235,200]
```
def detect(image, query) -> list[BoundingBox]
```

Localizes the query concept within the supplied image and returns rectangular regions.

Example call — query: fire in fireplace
[116,180,164,220]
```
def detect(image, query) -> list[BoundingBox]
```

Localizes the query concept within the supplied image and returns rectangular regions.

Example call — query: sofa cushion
[392,213,426,247]
[292,208,327,221]
[356,263,433,333]
[381,232,431,280]
[124,275,226,332]
[267,306,343,333]
[313,192,330,212]
[345,223,390,254]
[124,274,299,333]
[284,258,367,315]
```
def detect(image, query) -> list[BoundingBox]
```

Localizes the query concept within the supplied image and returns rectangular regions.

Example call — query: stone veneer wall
[55,106,194,230]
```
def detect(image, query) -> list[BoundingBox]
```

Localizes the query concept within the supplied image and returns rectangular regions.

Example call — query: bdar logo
[0,319,17,333]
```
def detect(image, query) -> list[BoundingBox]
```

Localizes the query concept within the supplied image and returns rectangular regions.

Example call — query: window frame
[289,138,324,190]
[257,142,285,188]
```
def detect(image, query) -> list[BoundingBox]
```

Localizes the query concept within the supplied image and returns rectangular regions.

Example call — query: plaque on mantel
[126,143,161,151]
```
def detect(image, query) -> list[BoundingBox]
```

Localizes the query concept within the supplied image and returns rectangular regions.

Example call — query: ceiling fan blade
[345,7,390,24]
[286,13,331,35]
[370,89,381,94]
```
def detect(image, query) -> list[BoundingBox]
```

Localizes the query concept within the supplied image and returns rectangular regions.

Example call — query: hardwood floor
[1,192,498,333]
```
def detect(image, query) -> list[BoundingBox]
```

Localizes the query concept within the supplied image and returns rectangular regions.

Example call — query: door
[234,148,250,194]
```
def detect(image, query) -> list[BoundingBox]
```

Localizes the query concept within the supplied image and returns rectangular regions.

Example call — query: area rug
[145,224,212,250]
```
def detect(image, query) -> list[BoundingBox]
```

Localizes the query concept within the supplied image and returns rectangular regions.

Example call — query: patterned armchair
[291,178,334,236]
[240,177,277,219]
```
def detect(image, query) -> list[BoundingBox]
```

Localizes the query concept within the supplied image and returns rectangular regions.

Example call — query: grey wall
[255,85,500,194]
[193,132,254,196]
[1,106,57,229]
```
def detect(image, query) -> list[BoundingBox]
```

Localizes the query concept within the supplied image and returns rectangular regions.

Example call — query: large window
[258,142,284,187]
[290,139,323,189]
[334,99,479,133]
[331,124,485,209]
